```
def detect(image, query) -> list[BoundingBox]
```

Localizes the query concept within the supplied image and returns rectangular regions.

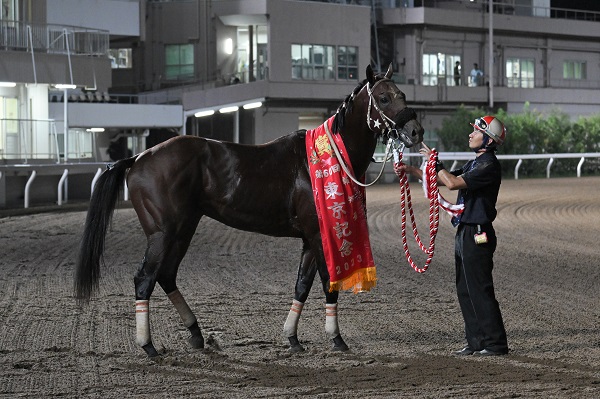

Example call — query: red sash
[305,117,377,293]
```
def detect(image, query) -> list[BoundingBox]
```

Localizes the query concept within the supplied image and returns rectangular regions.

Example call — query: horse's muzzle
[390,120,424,148]
[391,108,423,148]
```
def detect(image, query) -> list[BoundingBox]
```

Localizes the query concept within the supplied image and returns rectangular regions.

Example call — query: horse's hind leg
[134,232,166,357]
[283,240,317,352]
[134,221,202,357]
[158,240,204,351]
[164,289,204,350]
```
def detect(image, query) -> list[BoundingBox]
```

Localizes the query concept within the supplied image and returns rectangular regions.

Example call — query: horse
[75,64,424,357]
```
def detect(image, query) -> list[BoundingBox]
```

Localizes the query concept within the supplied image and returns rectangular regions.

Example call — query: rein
[393,148,440,273]
[323,122,395,188]
[326,77,446,272]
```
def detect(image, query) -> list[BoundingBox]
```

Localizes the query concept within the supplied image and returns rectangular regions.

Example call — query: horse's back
[127,133,312,238]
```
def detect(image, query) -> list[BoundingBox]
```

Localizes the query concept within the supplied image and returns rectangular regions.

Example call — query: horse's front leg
[316,262,349,352]
[283,241,317,352]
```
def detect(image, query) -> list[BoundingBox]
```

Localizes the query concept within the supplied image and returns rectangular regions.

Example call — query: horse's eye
[380,96,390,105]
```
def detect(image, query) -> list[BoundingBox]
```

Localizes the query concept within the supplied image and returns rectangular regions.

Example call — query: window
[506,58,534,88]
[235,25,268,83]
[563,60,586,80]
[165,44,194,81]
[0,96,19,158]
[1,0,16,21]
[422,53,460,86]
[108,48,132,69]
[291,44,336,80]
[337,46,358,80]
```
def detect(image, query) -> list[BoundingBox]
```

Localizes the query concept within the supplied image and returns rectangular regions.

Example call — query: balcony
[0,20,109,55]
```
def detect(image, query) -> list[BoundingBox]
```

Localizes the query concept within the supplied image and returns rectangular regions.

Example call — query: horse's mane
[331,79,367,134]
[331,73,387,134]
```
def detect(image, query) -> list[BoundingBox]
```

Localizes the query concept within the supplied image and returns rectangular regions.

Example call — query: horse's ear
[384,63,394,79]
[366,64,375,85]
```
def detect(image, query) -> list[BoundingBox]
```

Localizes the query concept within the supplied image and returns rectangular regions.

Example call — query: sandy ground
[0,177,598,398]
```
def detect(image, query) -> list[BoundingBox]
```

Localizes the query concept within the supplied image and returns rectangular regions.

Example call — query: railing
[374,151,600,179]
[0,163,104,209]
[303,1,600,23]
[0,119,61,163]
[381,0,600,22]
[2,152,598,209]
[0,118,95,163]
[0,19,109,55]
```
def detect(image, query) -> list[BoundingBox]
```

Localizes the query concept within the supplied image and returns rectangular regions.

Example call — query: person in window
[470,63,483,86]
[454,61,461,86]
[395,116,509,357]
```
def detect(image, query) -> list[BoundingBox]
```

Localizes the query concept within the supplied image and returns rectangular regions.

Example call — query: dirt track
[0,177,598,398]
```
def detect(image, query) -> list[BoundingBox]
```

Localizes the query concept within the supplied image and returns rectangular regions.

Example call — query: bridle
[366,79,417,149]
[324,78,416,188]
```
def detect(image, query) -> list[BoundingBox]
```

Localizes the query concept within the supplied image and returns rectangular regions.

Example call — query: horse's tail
[74,156,136,304]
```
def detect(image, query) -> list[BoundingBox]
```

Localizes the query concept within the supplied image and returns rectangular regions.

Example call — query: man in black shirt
[396,115,509,356]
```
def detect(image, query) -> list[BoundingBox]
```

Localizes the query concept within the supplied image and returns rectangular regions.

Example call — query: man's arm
[436,169,467,190]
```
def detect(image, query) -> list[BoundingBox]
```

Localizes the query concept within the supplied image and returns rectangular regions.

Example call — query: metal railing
[0,118,95,163]
[304,1,600,22]
[0,20,109,55]
[0,119,60,163]
[382,151,600,179]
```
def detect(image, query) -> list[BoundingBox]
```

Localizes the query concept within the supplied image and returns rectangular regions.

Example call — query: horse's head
[363,64,424,148]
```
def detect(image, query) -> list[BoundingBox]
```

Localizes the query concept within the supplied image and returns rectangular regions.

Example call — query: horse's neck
[340,113,377,176]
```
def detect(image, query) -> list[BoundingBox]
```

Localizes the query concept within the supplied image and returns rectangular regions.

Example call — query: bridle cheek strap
[366,80,416,139]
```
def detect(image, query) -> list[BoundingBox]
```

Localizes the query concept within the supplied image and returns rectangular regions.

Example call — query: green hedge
[435,104,600,177]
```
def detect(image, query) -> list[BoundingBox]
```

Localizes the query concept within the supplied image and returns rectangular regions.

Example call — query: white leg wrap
[283,299,304,338]
[325,303,340,339]
[135,300,151,347]
[167,289,197,328]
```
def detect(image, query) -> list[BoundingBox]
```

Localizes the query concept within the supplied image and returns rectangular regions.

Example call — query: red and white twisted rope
[395,149,440,273]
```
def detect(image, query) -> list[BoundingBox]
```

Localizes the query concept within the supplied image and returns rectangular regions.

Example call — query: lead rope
[393,148,440,273]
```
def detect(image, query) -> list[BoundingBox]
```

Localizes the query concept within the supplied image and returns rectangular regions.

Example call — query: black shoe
[473,348,506,356]
[453,346,475,356]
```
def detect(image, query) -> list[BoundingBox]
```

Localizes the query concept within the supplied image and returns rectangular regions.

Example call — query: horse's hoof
[142,343,160,358]
[188,335,204,349]
[288,335,305,353]
[331,335,349,352]
[188,322,205,349]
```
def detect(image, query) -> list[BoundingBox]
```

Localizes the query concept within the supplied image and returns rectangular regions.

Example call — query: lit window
[165,44,194,80]
[108,48,132,69]
[291,44,335,80]
[337,46,358,80]
[563,60,586,80]
[506,58,534,88]
[422,53,461,86]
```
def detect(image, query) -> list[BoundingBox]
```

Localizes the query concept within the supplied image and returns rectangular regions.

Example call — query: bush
[435,104,600,177]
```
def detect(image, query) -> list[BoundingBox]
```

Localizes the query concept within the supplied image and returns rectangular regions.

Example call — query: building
[0,0,182,208]
[1,0,599,208]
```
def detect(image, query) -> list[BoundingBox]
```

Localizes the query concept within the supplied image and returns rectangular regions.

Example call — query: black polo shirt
[450,151,501,225]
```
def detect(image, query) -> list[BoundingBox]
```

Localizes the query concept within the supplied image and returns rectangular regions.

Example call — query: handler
[395,115,509,356]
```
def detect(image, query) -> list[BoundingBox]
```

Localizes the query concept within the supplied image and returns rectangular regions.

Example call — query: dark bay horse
[75,64,424,357]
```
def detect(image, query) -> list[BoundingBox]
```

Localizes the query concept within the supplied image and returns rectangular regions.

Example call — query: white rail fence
[390,152,600,180]
[1,152,600,209]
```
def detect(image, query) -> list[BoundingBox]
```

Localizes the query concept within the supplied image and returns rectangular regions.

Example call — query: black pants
[455,223,508,353]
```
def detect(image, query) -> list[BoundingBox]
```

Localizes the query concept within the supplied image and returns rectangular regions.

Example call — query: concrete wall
[48,103,184,129]
[0,52,111,89]
[46,0,140,36]
[253,107,303,144]
[265,0,371,83]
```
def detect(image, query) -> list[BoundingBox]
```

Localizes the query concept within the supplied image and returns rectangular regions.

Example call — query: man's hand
[394,163,422,179]
[419,143,433,158]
